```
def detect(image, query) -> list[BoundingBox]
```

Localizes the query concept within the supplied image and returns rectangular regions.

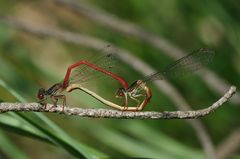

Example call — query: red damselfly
[37,46,128,110]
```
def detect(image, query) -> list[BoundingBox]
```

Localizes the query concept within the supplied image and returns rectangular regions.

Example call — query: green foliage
[0,0,239,158]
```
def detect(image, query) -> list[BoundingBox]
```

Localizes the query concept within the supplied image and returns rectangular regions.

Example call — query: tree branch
[0,86,236,119]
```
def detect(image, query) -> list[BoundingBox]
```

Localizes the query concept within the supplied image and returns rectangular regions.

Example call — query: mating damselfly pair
[37,46,214,111]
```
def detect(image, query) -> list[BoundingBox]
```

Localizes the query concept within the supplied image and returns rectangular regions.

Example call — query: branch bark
[0,86,236,119]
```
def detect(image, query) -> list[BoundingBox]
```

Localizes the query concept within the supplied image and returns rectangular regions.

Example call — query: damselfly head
[37,88,46,100]
[115,88,126,98]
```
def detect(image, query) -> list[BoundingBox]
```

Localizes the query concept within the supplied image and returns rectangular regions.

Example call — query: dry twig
[0,86,236,119]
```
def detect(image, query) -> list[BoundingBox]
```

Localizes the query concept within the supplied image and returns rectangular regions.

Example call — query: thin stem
[0,86,236,119]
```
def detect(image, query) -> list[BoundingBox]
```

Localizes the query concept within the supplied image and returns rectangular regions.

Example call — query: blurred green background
[0,0,240,159]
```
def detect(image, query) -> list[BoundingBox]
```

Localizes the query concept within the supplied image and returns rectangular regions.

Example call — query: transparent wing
[142,48,215,82]
[68,45,119,84]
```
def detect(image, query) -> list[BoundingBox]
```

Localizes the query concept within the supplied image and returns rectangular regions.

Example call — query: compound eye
[117,90,124,96]
[38,93,44,100]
